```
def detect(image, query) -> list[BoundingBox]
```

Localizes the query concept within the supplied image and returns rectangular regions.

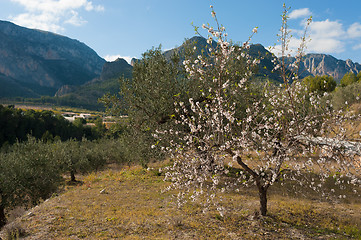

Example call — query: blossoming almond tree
[158,5,361,216]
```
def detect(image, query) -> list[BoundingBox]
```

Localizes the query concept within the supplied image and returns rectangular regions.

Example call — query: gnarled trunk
[229,151,271,216]
[257,184,268,216]
[0,203,6,229]
[70,170,76,182]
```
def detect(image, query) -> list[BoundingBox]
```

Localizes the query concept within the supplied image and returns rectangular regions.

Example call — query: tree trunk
[258,185,268,216]
[229,152,270,216]
[0,204,6,229]
[70,170,76,182]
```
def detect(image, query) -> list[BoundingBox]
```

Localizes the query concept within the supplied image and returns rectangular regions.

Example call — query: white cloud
[308,38,344,53]
[352,43,361,50]
[304,19,346,54]
[11,12,64,32]
[270,18,348,56]
[104,55,134,64]
[347,22,361,38]
[64,10,87,26]
[309,19,345,38]
[85,1,104,12]
[9,0,104,32]
[289,8,311,20]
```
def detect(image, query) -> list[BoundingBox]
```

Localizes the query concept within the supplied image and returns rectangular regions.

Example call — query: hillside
[0,20,105,98]
[1,165,360,239]
[46,58,133,110]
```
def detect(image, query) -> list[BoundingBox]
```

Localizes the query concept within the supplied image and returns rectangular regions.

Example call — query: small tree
[357,71,361,82]
[158,5,360,216]
[340,72,357,87]
[55,139,90,182]
[101,47,195,167]
[332,80,361,109]
[0,137,62,228]
[302,75,336,94]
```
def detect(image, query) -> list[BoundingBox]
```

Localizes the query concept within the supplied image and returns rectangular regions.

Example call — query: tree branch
[226,149,259,179]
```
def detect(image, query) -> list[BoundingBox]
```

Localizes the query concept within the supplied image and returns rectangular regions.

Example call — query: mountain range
[285,54,361,81]
[0,20,105,98]
[0,20,360,109]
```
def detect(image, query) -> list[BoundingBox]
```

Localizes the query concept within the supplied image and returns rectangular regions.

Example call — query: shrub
[332,81,361,109]
[340,72,358,87]
[0,137,62,227]
[302,75,336,94]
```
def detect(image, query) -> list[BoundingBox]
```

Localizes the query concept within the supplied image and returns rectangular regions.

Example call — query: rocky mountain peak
[100,58,132,81]
[286,53,361,82]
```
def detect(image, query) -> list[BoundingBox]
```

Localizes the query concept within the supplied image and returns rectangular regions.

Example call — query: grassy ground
[1,163,360,240]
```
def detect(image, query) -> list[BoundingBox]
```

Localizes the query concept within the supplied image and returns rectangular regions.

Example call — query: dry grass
[1,163,360,240]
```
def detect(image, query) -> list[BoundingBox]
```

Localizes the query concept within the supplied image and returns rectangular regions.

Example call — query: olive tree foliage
[332,81,361,110]
[155,5,361,216]
[54,139,91,182]
[0,137,62,228]
[52,138,111,182]
[101,46,204,167]
[0,137,117,228]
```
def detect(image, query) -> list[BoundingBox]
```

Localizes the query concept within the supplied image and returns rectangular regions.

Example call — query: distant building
[61,112,96,122]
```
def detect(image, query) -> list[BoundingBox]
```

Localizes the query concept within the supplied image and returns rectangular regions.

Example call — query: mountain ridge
[154,36,361,83]
[1,21,360,108]
[0,20,105,98]
[285,53,361,82]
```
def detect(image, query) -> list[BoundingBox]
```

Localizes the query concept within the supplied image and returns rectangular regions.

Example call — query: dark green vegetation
[333,75,361,110]
[0,105,105,148]
[340,72,361,87]
[0,136,129,229]
[301,74,361,109]
[0,103,124,228]
[302,75,337,94]
[101,47,189,167]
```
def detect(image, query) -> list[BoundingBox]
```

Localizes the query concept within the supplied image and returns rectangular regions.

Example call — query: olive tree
[0,137,62,228]
[100,47,199,167]
[332,81,361,109]
[54,139,92,182]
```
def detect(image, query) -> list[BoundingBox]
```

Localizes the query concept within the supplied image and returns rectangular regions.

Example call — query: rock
[27,212,34,217]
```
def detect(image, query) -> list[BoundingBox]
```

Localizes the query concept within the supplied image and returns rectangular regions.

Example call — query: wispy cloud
[289,8,311,20]
[347,22,361,38]
[9,0,104,33]
[352,43,361,50]
[271,16,361,56]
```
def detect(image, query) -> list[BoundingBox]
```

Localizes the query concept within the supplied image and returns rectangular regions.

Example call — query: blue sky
[1,0,361,64]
